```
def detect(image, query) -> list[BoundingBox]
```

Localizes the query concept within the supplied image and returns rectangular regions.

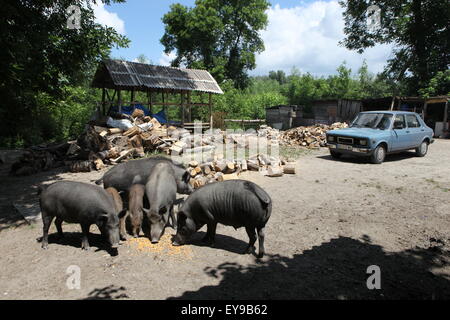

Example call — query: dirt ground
[0,140,449,300]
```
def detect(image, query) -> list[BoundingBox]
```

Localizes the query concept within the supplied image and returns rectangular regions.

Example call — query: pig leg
[54,217,64,239]
[80,223,90,250]
[256,226,265,258]
[119,211,129,240]
[41,214,54,249]
[202,222,217,246]
[169,205,177,230]
[244,226,257,255]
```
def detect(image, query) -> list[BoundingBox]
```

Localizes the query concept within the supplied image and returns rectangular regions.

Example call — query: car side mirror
[393,122,404,130]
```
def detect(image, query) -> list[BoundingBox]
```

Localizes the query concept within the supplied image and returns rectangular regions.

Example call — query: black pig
[172,180,272,257]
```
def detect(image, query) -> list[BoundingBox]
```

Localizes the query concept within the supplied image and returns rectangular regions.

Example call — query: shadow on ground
[0,166,67,231]
[317,151,418,164]
[82,285,129,300]
[170,236,450,299]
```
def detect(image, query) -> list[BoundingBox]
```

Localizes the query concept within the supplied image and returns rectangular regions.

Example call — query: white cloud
[159,52,177,66]
[253,1,393,76]
[92,3,125,35]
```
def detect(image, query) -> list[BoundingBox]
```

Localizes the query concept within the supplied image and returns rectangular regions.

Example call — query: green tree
[0,0,129,147]
[160,0,270,89]
[339,0,450,94]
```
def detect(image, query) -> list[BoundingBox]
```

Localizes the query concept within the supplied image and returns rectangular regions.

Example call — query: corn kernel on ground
[126,233,193,259]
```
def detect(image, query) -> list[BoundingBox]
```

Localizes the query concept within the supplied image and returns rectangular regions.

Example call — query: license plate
[337,144,352,151]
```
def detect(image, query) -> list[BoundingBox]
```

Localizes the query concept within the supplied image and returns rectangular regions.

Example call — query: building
[91,59,223,130]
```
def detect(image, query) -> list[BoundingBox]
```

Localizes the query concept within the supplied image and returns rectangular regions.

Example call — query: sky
[93,0,394,77]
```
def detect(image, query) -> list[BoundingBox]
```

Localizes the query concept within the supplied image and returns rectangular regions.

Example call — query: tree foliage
[160,0,270,89]
[339,0,450,94]
[0,0,129,147]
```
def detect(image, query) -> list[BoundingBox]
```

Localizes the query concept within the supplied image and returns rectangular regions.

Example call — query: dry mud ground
[0,140,450,300]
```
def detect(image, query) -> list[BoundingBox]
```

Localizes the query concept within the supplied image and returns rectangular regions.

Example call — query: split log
[267,166,284,177]
[214,160,227,173]
[111,149,134,163]
[107,128,123,135]
[131,108,144,118]
[193,175,208,189]
[225,161,235,174]
[123,126,140,138]
[283,162,296,174]
[214,172,224,182]
[241,159,247,171]
[70,160,92,172]
[93,158,105,171]
[188,160,199,167]
[247,159,260,171]
[223,173,240,181]
[200,163,212,175]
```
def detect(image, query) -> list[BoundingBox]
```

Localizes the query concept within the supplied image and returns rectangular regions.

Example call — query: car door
[405,114,423,147]
[391,114,409,151]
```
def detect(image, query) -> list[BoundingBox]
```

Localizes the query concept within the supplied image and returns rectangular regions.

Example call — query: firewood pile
[278,122,348,148]
[186,153,297,189]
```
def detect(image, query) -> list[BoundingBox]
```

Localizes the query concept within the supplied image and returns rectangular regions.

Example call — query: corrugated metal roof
[91,59,223,94]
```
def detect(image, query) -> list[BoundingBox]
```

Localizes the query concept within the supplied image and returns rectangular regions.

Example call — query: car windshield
[351,113,393,130]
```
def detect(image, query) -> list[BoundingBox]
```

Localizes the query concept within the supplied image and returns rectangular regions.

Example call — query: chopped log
[93,158,105,171]
[134,147,145,158]
[131,108,144,118]
[247,159,260,171]
[214,172,224,182]
[123,126,140,138]
[200,163,212,175]
[214,160,227,173]
[108,128,123,135]
[267,166,284,177]
[225,161,235,174]
[70,160,92,173]
[190,168,199,177]
[150,117,161,129]
[129,135,143,148]
[223,173,240,181]
[194,166,202,174]
[111,149,134,163]
[66,143,81,156]
[193,175,208,189]
[241,159,247,171]
[283,162,296,174]
[188,160,199,167]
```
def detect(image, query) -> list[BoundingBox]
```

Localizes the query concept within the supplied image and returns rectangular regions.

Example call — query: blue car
[326,111,434,164]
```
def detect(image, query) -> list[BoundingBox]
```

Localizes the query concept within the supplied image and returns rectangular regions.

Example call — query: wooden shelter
[91,59,223,130]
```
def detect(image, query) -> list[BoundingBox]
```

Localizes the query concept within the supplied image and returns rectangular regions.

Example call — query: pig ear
[97,214,108,226]
[118,209,127,219]
[178,211,187,222]
[182,171,190,183]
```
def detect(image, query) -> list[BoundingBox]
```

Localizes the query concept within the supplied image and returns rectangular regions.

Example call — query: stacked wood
[276,122,348,148]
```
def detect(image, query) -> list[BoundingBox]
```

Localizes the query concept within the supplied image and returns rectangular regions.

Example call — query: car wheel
[415,141,428,157]
[371,145,386,164]
[330,150,342,159]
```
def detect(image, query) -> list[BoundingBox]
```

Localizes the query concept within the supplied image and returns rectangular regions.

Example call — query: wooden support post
[101,88,106,115]
[117,90,122,113]
[209,93,213,131]
[148,91,153,114]
[181,92,185,128]
[390,96,396,111]
[163,92,169,124]
[423,102,428,120]
[187,91,192,122]
[130,89,135,106]
[444,100,449,131]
